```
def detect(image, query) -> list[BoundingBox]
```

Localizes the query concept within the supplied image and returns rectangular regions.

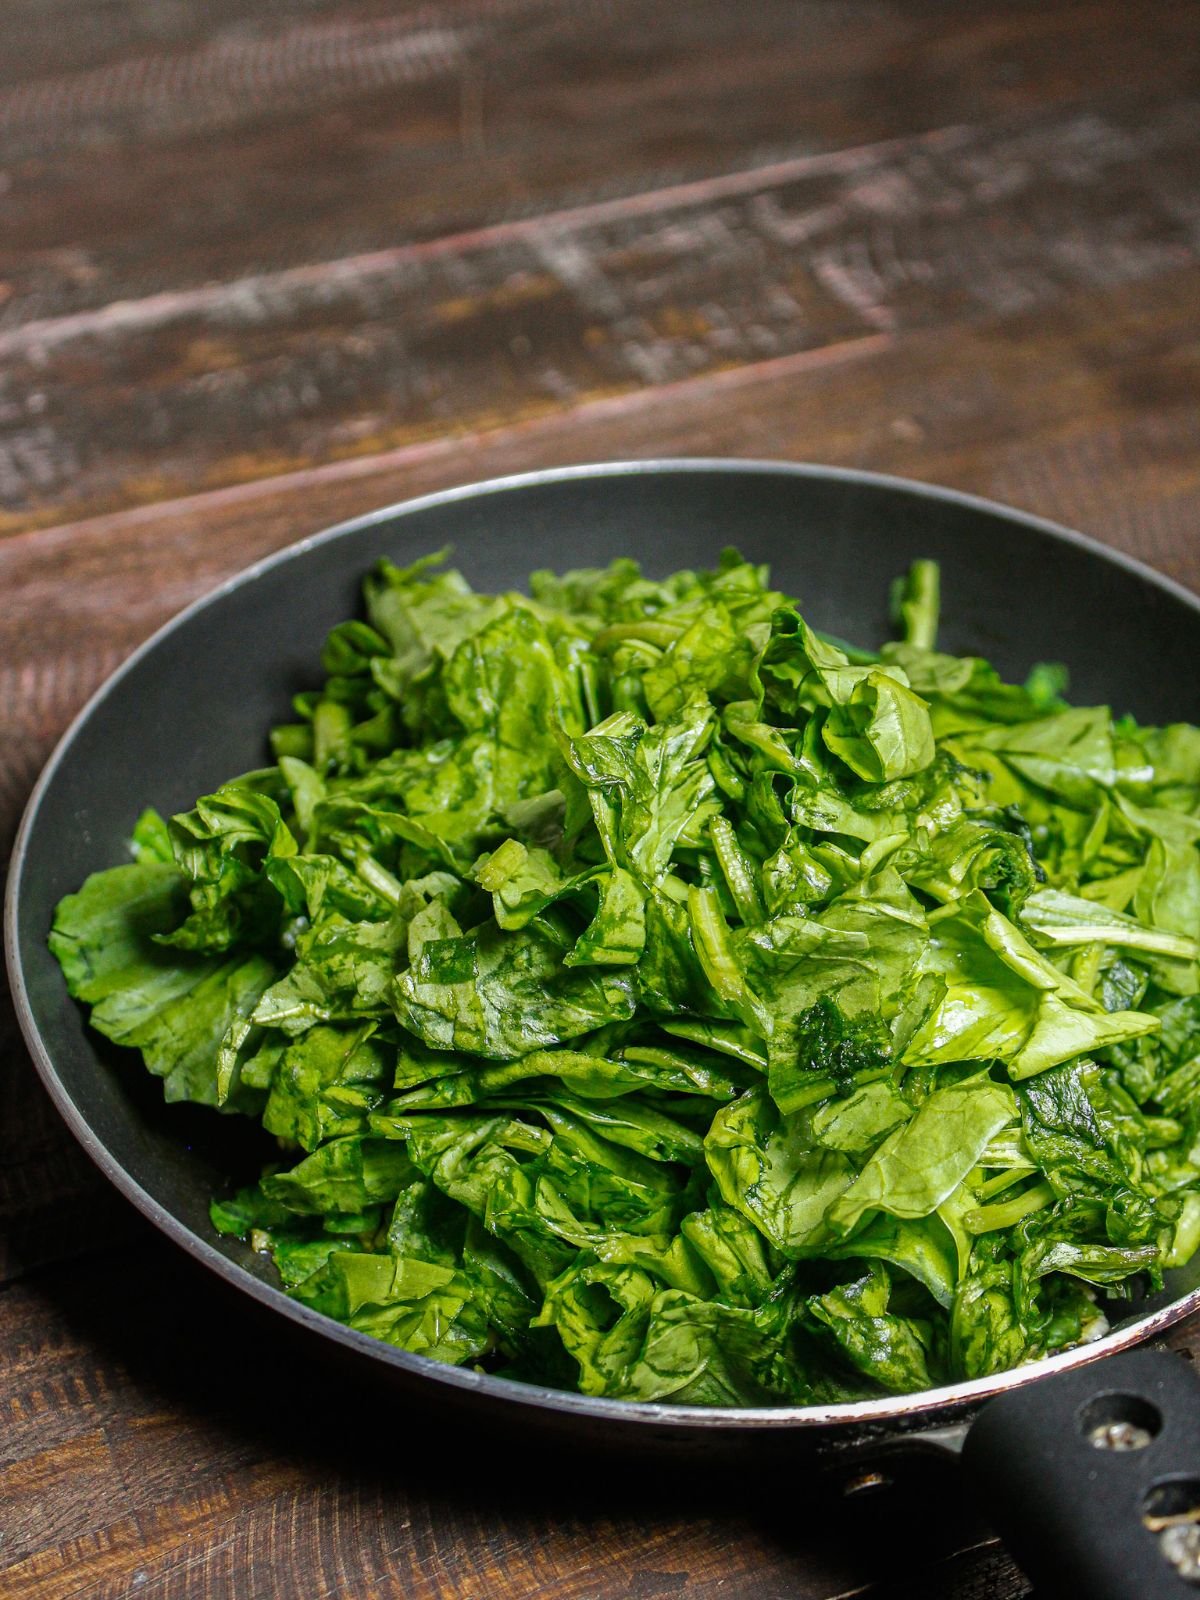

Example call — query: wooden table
[3,3,1199,1594]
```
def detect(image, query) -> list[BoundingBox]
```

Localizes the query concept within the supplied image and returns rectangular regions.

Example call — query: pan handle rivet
[1079,1394,1162,1450]
[1144,1480,1200,1582]
[1160,1525,1200,1583]
[1090,1420,1154,1451]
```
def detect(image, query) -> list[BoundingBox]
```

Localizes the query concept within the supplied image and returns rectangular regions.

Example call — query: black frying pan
[8,462,1200,1598]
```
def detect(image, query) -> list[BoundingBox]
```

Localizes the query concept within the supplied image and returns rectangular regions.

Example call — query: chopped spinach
[49,549,1200,1404]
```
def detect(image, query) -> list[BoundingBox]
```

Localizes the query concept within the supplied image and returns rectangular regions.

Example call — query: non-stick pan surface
[9,463,1200,1593]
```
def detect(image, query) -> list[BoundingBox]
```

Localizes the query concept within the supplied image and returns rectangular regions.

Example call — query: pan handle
[962,1346,1200,1600]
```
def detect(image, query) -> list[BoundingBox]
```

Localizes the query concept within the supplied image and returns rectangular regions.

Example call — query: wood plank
[0,0,463,87]
[3,91,1197,528]
[0,0,489,91]
[4,0,1196,335]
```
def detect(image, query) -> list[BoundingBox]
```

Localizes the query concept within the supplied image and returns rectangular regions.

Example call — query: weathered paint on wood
[3,94,1199,526]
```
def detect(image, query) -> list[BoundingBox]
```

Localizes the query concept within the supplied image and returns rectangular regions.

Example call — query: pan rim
[8,456,1200,1432]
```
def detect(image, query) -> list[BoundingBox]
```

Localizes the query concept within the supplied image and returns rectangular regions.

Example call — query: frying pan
[8,461,1200,1598]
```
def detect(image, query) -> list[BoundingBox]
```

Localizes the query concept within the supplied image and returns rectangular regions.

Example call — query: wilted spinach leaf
[50,550,1200,1404]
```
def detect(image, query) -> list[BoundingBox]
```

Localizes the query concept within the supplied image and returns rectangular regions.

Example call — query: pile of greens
[50,550,1200,1406]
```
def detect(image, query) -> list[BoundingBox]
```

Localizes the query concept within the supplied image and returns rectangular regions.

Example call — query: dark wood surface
[2,3,1199,1595]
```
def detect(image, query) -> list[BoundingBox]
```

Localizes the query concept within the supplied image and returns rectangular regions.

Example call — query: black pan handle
[962,1347,1200,1599]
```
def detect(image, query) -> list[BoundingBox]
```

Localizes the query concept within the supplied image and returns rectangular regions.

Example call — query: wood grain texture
[4,90,1200,527]
[2,1,1200,1596]
[2,1,1195,319]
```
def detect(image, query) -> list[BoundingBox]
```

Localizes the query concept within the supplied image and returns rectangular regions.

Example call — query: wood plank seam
[0,334,889,549]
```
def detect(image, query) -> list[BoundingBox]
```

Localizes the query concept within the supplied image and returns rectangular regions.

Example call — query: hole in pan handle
[961,1348,1200,1599]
